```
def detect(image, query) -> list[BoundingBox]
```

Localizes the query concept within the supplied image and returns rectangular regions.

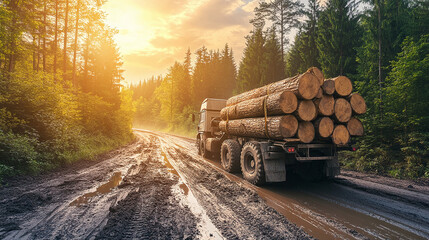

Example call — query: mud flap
[324,156,340,178]
[259,143,286,182]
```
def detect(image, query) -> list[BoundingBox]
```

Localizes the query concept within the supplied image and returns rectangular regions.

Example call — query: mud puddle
[70,172,122,206]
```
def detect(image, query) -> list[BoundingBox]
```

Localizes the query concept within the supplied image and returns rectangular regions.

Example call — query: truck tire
[197,137,202,155]
[240,142,265,185]
[200,138,210,158]
[221,139,241,173]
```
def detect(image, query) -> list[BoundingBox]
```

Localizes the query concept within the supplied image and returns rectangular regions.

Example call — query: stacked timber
[219,67,367,145]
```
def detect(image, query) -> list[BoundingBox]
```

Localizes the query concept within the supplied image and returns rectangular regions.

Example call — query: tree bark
[347,117,364,136]
[348,93,367,115]
[314,117,334,138]
[297,121,315,143]
[332,76,353,97]
[219,115,298,140]
[332,125,350,145]
[220,91,297,120]
[334,98,352,123]
[314,94,335,116]
[226,68,321,106]
[296,100,317,121]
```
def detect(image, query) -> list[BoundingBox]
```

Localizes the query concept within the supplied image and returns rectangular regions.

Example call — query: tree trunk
[322,79,335,95]
[220,91,297,120]
[72,0,80,87]
[332,125,350,145]
[296,100,317,121]
[43,0,47,71]
[227,68,321,106]
[334,98,352,123]
[314,94,335,116]
[348,93,367,115]
[54,0,59,78]
[219,115,298,140]
[297,121,315,143]
[63,0,69,79]
[347,117,364,136]
[314,117,334,138]
[332,76,353,97]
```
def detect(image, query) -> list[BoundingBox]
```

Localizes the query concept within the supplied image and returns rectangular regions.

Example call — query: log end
[317,117,334,138]
[347,117,364,136]
[317,95,335,116]
[298,121,315,143]
[298,100,318,121]
[316,88,323,99]
[280,115,298,138]
[322,79,335,95]
[349,93,367,115]
[307,67,324,86]
[334,98,352,123]
[334,76,353,97]
[332,125,350,145]
[298,72,321,100]
[279,91,298,114]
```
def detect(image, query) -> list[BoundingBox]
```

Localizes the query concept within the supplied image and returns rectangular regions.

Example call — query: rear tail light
[287,147,295,153]
[352,147,357,151]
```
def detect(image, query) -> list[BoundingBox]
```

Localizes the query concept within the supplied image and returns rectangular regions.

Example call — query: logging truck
[196,98,343,185]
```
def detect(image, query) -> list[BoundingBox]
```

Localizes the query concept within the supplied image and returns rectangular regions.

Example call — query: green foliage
[317,0,361,78]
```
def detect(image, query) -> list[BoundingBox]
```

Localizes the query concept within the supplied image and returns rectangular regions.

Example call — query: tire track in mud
[95,136,201,239]
[154,135,312,240]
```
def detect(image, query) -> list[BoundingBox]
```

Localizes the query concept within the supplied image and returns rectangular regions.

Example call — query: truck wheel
[200,139,210,158]
[197,138,202,155]
[240,142,265,185]
[221,139,241,173]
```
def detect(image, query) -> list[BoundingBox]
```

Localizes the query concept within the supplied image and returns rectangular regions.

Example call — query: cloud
[103,0,257,84]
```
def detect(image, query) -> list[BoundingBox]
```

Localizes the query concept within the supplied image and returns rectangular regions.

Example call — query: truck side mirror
[192,113,196,123]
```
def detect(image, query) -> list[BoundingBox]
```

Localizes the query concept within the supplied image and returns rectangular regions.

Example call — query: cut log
[348,93,367,115]
[332,125,350,145]
[347,117,364,136]
[334,98,352,123]
[332,76,353,97]
[307,67,325,86]
[226,69,321,106]
[219,115,298,140]
[316,88,323,99]
[296,100,317,121]
[322,79,335,95]
[297,121,315,143]
[314,95,335,116]
[220,91,298,120]
[314,117,334,138]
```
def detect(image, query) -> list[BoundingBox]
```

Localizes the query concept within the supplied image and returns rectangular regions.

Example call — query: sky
[102,0,260,85]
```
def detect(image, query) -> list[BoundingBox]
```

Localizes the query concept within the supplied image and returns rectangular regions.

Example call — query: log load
[347,117,364,136]
[316,88,323,99]
[334,98,352,123]
[296,100,318,121]
[219,115,298,140]
[314,95,335,116]
[226,69,321,106]
[315,117,334,138]
[322,79,335,95]
[297,121,315,143]
[332,76,353,97]
[332,125,350,145]
[348,93,367,115]
[220,91,298,120]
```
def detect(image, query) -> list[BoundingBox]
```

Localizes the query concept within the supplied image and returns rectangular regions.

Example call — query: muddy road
[1,130,428,239]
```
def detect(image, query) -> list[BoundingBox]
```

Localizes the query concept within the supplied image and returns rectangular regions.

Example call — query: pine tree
[316,0,361,78]
[237,28,265,92]
[263,28,284,83]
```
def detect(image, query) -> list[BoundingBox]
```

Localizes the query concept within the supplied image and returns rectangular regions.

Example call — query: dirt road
[1,130,428,239]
